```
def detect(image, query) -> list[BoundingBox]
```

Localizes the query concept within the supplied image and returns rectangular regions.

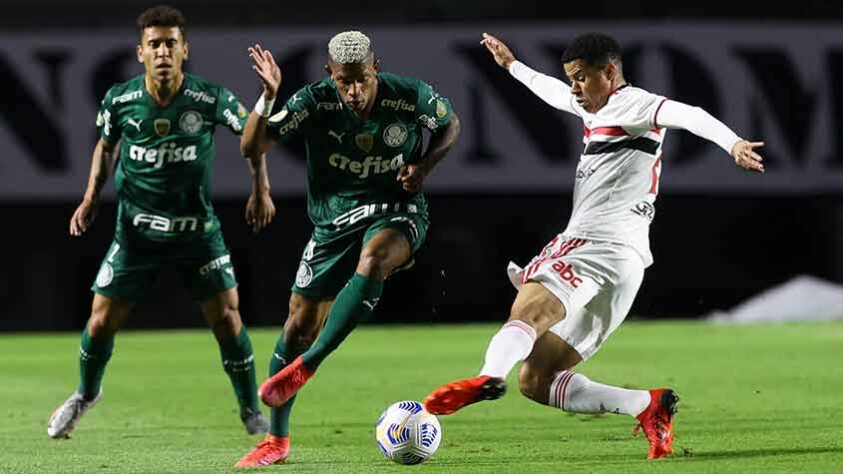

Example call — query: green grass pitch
[1,321,842,473]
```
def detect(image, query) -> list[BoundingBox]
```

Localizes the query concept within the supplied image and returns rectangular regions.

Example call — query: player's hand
[69,198,99,236]
[731,140,765,173]
[480,33,516,70]
[245,190,276,233]
[397,164,428,193]
[248,44,282,101]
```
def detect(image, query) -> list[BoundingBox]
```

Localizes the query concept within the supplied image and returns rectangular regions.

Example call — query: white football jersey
[510,62,668,266]
[565,85,666,267]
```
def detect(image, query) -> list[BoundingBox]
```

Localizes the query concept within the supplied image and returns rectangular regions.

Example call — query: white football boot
[47,390,102,439]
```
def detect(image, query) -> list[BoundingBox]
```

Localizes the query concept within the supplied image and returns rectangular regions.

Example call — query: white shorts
[507,234,645,360]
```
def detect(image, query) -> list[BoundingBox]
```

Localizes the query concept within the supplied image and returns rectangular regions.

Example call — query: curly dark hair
[136,5,187,41]
[561,33,622,69]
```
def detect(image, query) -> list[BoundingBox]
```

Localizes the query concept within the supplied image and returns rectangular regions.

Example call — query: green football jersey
[266,72,453,232]
[96,73,248,243]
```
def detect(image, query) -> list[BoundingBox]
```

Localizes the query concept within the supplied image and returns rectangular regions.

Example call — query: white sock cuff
[502,320,537,343]
[549,370,578,410]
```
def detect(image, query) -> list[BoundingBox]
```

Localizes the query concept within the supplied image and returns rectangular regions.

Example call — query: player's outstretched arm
[70,138,117,236]
[397,112,461,193]
[481,33,577,113]
[245,153,276,233]
[241,44,281,160]
[655,100,765,173]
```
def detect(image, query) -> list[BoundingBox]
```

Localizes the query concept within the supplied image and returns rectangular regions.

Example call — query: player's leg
[299,227,409,370]
[49,239,150,439]
[47,293,133,438]
[269,294,332,437]
[520,255,678,459]
[423,282,565,415]
[260,215,424,409]
[236,294,332,467]
[424,236,601,415]
[518,332,651,415]
[198,287,266,435]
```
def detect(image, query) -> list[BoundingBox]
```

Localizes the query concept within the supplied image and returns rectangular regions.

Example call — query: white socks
[549,371,651,417]
[479,320,537,379]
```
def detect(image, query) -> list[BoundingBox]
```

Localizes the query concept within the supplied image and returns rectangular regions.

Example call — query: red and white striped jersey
[510,61,667,266]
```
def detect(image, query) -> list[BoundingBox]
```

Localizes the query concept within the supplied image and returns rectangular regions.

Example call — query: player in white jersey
[423,32,764,460]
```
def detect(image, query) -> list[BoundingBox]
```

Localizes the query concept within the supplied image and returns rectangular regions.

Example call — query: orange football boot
[259,356,315,408]
[632,388,679,460]
[235,434,290,468]
[423,375,506,415]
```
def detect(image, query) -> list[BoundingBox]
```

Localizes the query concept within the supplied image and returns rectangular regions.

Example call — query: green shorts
[91,230,237,303]
[292,212,429,298]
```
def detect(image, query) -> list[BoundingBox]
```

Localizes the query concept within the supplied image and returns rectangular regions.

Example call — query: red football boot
[633,388,679,460]
[259,356,315,408]
[423,375,506,415]
[234,434,290,468]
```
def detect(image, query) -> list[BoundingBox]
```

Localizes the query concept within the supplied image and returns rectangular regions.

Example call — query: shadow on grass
[686,446,843,460]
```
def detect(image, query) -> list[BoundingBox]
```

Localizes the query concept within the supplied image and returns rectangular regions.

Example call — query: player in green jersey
[47,5,275,439]
[234,31,461,467]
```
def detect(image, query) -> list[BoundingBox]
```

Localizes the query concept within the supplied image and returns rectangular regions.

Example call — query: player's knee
[213,306,242,337]
[518,362,549,403]
[88,297,124,337]
[509,293,563,335]
[508,303,547,333]
[357,247,391,279]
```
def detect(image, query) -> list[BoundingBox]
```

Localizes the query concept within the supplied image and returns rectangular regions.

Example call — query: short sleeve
[266,88,315,143]
[214,86,249,135]
[96,88,121,144]
[415,80,453,132]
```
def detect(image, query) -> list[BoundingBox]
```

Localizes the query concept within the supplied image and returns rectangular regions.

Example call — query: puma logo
[127,118,143,131]
[362,298,380,311]
[328,130,345,143]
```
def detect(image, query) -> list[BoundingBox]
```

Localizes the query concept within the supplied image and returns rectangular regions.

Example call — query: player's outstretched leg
[258,274,380,407]
[260,229,407,408]
[424,319,538,415]
[519,334,679,460]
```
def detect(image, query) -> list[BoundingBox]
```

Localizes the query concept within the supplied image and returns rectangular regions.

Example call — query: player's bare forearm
[419,112,461,174]
[241,112,273,159]
[83,139,116,202]
[247,153,271,194]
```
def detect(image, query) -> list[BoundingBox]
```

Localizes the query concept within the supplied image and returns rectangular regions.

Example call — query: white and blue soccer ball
[375,400,442,465]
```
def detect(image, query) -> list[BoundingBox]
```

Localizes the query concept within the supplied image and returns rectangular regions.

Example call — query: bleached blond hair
[328,31,373,64]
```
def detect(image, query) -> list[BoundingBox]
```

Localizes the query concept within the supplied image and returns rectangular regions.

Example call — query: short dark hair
[137,5,187,41]
[561,33,622,69]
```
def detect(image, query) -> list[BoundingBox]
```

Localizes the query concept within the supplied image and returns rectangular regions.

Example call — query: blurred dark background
[1,0,842,331]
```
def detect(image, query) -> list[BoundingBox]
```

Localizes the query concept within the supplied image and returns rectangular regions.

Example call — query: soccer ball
[375,400,442,465]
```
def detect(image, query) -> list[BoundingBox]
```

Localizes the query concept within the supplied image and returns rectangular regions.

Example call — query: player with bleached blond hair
[424,32,765,460]
[235,31,461,467]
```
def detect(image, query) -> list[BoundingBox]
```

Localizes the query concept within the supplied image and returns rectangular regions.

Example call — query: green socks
[77,328,114,401]
[301,273,383,370]
[218,327,260,419]
[268,332,309,436]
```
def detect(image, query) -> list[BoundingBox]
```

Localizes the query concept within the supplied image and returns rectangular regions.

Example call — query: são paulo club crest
[383,123,408,147]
